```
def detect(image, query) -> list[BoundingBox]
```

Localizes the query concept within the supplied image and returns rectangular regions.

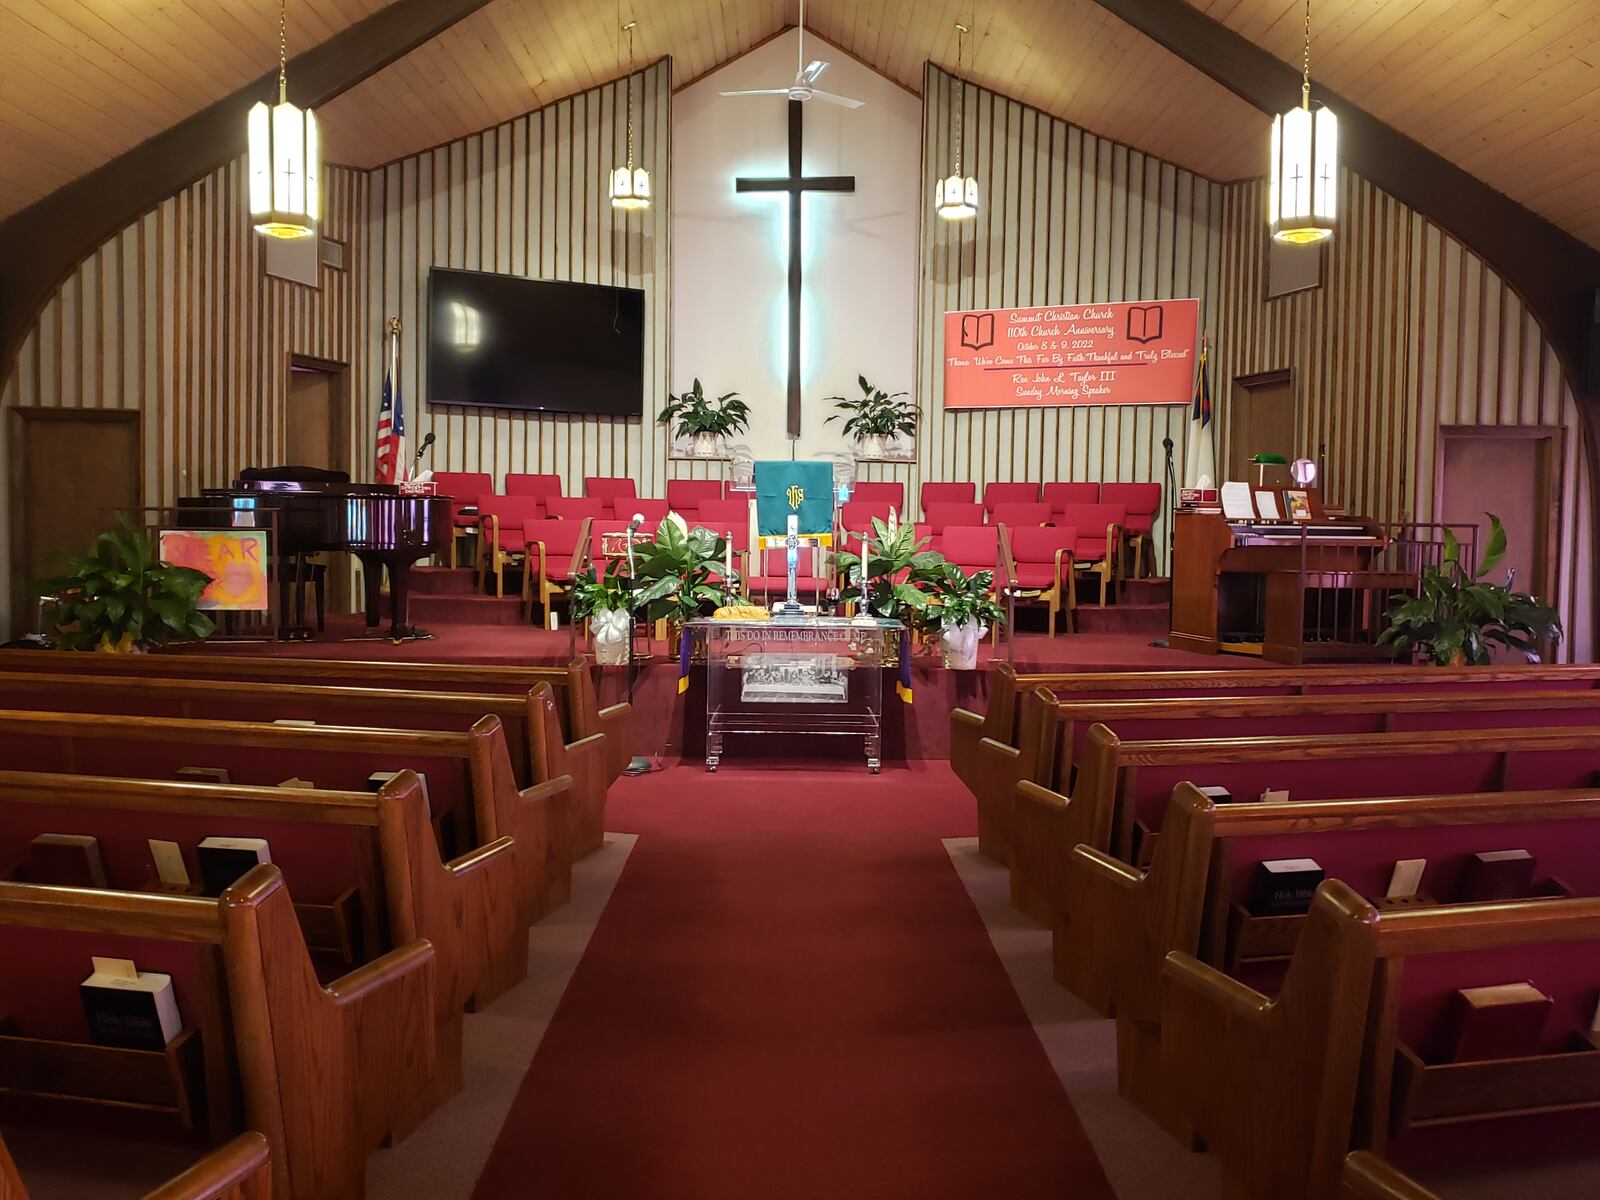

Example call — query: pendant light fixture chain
[278,0,289,104]
[1300,0,1312,109]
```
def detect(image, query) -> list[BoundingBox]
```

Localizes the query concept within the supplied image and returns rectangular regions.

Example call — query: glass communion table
[688,616,904,773]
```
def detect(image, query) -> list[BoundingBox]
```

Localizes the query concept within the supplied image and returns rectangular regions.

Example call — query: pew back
[0,1130,272,1200]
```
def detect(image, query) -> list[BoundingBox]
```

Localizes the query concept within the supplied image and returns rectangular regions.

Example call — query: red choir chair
[851,481,905,512]
[584,476,637,516]
[840,499,894,534]
[1043,482,1100,515]
[990,501,1052,529]
[522,517,593,624]
[694,498,753,597]
[475,495,547,597]
[915,521,938,556]
[920,480,975,517]
[749,546,826,604]
[983,481,1040,514]
[665,479,724,522]
[938,525,1006,646]
[1054,501,1126,605]
[505,472,564,506]
[545,497,608,521]
[925,502,987,533]
[431,471,495,569]
[1002,525,1078,636]
[1101,482,1163,578]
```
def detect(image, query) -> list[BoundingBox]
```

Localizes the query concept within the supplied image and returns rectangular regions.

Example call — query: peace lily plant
[658,379,751,458]
[825,374,916,460]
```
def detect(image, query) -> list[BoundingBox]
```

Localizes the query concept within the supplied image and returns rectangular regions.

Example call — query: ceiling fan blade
[810,90,865,109]
[718,88,794,98]
[798,59,829,86]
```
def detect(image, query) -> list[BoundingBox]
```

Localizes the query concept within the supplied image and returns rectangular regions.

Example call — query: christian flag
[1183,335,1217,487]
[375,322,407,485]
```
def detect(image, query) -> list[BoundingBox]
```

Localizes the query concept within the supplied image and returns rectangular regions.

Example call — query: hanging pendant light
[936,22,978,221]
[1269,0,1337,245]
[248,0,319,239]
[610,16,651,211]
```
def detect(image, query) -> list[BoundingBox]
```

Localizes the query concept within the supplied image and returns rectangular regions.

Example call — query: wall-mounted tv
[426,268,645,417]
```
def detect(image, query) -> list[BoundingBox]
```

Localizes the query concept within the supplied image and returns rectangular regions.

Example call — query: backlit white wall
[672,30,921,463]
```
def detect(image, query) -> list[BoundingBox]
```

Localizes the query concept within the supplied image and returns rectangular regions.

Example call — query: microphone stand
[1162,436,1177,641]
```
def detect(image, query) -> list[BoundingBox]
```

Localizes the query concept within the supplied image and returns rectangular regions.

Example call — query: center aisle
[471,762,1115,1199]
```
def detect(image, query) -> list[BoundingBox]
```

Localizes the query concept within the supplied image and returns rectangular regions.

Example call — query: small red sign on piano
[943,299,1200,409]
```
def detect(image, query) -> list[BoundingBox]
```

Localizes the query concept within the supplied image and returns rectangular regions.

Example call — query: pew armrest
[596,701,631,783]
[949,707,986,793]
[1057,844,1149,1015]
[1163,950,1272,1024]
[446,835,517,880]
[141,1132,271,1200]
[325,938,436,1008]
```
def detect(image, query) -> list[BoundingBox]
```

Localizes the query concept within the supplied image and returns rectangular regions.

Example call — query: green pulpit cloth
[754,461,835,543]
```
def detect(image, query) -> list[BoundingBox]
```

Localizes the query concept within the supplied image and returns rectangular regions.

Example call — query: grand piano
[1169,486,1414,664]
[183,467,450,640]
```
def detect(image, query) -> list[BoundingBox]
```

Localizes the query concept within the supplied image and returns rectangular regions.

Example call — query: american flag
[375,321,407,484]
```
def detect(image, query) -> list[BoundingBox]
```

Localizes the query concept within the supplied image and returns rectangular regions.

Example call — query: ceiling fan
[718,0,864,109]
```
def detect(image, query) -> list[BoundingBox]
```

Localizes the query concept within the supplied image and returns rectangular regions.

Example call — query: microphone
[412,431,436,466]
[628,512,645,533]
[1162,437,1174,453]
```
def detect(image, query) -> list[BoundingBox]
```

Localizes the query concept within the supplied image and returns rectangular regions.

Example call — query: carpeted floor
[470,763,1116,1200]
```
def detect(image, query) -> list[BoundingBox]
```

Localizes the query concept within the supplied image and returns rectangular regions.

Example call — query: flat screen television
[426,268,645,417]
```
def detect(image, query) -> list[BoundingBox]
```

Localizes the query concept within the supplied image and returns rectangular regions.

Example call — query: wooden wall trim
[0,0,496,390]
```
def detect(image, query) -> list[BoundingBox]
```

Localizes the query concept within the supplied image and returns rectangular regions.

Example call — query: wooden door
[285,362,346,472]
[1228,370,1298,483]
[1437,426,1562,611]
[10,410,141,635]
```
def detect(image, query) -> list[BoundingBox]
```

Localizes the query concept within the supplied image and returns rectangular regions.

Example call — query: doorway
[9,409,142,636]
[1229,370,1299,483]
[1436,426,1563,632]
[286,357,350,474]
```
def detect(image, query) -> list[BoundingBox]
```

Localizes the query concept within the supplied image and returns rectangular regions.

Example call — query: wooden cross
[735,99,856,439]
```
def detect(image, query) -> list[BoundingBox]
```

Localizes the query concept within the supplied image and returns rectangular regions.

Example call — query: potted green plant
[824,374,917,461]
[658,379,751,458]
[629,517,740,636]
[1378,514,1562,665]
[835,516,943,622]
[37,514,215,652]
[570,559,635,665]
[914,561,1006,669]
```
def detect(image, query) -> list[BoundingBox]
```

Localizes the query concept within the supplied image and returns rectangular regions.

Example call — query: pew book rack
[0,1018,206,1128]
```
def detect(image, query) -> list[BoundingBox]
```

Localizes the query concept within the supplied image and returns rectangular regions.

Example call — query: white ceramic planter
[940,618,985,670]
[591,609,632,666]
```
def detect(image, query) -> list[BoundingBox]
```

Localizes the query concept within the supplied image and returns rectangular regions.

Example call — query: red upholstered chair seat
[523,518,588,581]
[584,476,637,515]
[991,502,1052,529]
[851,481,905,512]
[920,481,975,516]
[665,479,724,521]
[1054,502,1126,561]
[694,498,751,537]
[433,471,495,527]
[750,547,826,597]
[1043,482,1100,513]
[925,502,986,533]
[477,495,546,551]
[983,481,1040,513]
[1101,482,1162,536]
[505,473,564,503]
[939,525,1001,580]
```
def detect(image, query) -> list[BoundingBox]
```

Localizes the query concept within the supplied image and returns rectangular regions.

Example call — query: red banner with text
[943,298,1200,409]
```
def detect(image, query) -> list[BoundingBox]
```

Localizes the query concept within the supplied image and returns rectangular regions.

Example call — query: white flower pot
[858,434,890,460]
[940,618,985,670]
[688,432,724,458]
[591,609,632,666]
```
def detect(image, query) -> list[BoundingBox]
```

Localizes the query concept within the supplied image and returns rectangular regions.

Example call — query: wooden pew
[1010,722,1600,929]
[0,669,619,807]
[0,649,632,784]
[1339,1153,1442,1200]
[0,767,526,1129]
[951,660,1600,799]
[0,707,575,929]
[1161,883,1600,1200]
[1,1131,272,1200]
[1057,783,1600,1136]
[0,866,435,1200]
[975,685,1600,864]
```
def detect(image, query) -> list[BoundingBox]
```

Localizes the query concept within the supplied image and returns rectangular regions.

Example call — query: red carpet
[471,763,1116,1199]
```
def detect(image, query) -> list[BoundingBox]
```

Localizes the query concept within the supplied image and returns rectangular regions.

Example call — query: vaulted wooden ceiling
[3,0,1597,247]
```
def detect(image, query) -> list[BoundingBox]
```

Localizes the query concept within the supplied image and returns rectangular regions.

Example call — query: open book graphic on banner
[959,312,995,351]
[1126,304,1165,344]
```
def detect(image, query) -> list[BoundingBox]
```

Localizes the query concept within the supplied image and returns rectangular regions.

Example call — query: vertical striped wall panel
[913,66,1227,570]
[0,160,366,624]
[363,61,671,498]
[1221,176,1594,662]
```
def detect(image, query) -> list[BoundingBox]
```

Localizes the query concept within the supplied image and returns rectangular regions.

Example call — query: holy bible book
[81,957,182,1051]
[1249,858,1324,916]
[196,836,271,897]
[27,834,107,888]
[1448,982,1552,1062]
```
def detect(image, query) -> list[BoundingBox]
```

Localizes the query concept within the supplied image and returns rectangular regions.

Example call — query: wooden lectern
[1170,487,1406,664]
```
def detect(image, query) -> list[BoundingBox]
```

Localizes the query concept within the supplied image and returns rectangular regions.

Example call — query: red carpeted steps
[402,566,527,626]
[470,765,1116,1200]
